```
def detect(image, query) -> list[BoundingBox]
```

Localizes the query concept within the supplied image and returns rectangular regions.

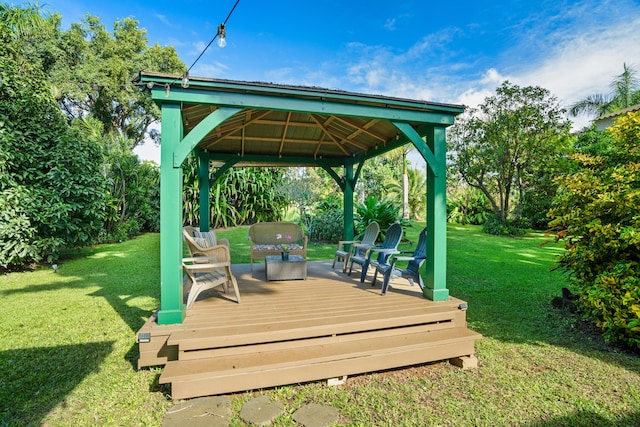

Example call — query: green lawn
[1,224,638,426]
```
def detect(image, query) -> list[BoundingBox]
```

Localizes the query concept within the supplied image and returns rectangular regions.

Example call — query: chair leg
[229,274,241,303]
[381,269,394,295]
[359,260,370,283]
[371,269,379,287]
[186,283,201,308]
[342,253,351,274]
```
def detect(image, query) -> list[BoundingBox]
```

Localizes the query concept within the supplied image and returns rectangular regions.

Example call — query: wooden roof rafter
[278,112,293,156]
[308,114,350,156]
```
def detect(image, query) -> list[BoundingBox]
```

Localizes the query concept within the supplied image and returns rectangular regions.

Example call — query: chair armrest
[337,240,360,250]
[183,257,230,270]
[366,248,399,261]
[392,256,416,262]
[370,248,400,255]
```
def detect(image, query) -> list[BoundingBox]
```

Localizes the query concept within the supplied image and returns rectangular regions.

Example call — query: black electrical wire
[185,0,240,74]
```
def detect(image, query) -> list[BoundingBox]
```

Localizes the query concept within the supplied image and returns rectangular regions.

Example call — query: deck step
[160,326,482,399]
[169,306,467,351]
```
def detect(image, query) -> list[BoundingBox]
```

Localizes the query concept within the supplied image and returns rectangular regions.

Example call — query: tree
[1,6,105,268]
[386,164,426,220]
[448,81,572,230]
[42,14,184,147]
[569,63,640,118]
[548,112,640,349]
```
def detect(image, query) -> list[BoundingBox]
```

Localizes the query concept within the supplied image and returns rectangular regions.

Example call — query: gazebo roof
[134,71,464,167]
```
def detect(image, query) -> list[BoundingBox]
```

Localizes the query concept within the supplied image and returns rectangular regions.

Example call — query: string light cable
[180,0,240,88]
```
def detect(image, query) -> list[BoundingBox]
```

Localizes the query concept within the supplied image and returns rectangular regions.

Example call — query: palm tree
[385,164,426,220]
[569,63,640,118]
[0,3,50,40]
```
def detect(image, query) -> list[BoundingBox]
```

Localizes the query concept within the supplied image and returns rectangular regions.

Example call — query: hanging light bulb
[216,24,227,48]
[181,70,189,88]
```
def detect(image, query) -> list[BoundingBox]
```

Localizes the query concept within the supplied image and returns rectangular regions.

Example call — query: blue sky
[45,0,640,163]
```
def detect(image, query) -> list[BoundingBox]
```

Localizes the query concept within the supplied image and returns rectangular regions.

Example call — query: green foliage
[0,32,105,269]
[482,214,526,236]
[385,162,427,220]
[448,81,573,233]
[549,112,640,349]
[569,63,640,118]
[355,195,404,239]
[447,182,492,225]
[46,15,184,146]
[306,193,344,242]
[182,155,288,228]
[359,151,402,200]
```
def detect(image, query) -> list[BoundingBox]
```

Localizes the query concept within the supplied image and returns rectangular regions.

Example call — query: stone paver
[239,395,284,426]
[162,396,231,427]
[293,403,340,427]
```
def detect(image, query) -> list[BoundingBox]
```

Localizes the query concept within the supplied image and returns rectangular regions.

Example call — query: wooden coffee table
[264,255,307,281]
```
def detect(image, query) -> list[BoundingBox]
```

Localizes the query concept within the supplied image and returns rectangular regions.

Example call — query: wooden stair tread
[168,307,466,350]
[161,327,481,383]
[179,299,461,329]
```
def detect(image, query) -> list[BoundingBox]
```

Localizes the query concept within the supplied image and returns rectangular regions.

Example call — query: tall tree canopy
[40,14,184,147]
[448,81,572,230]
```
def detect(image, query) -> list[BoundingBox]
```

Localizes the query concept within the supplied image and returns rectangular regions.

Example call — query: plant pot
[281,251,289,261]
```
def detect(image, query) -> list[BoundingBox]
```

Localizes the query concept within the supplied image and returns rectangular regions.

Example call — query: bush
[307,208,343,242]
[482,215,525,236]
[549,112,640,349]
[355,195,403,239]
[0,55,104,268]
[447,185,491,225]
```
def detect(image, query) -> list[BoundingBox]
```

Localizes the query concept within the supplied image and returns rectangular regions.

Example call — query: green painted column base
[157,306,186,325]
[423,288,450,301]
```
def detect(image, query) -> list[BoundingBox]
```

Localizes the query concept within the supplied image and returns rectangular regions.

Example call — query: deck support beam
[198,152,210,232]
[343,163,355,241]
[423,125,449,301]
[394,122,449,301]
[158,103,186,325]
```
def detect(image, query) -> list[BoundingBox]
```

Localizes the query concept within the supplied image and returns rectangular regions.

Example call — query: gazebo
[133,72,480,399]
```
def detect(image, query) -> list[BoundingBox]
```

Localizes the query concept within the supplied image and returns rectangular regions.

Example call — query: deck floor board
[137,261,481,398]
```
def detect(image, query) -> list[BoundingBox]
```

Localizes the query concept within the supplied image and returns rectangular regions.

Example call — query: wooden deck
[137,260,481,400]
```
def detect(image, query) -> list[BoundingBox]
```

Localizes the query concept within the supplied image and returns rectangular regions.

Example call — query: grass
[1,224,638,426]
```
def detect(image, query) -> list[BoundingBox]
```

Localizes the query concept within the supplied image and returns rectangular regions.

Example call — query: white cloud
[384,18,396,31]
[515,18,640,106]
[193,61,229,77]
[133,141,160,165]
[154,13,179,30]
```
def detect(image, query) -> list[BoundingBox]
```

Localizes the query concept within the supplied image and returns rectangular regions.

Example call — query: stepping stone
[240,395,284,426]
[293,403,340,427]
[163,396,231,427]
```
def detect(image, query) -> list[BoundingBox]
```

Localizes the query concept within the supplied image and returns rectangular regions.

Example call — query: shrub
[0,54,104,268]
[549,112,640,349]
[307,208,343,242]
[482,215,526,236]
[355,195,403,239]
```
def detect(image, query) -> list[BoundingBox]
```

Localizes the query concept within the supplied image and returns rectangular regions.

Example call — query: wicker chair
[182,227,240,307]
